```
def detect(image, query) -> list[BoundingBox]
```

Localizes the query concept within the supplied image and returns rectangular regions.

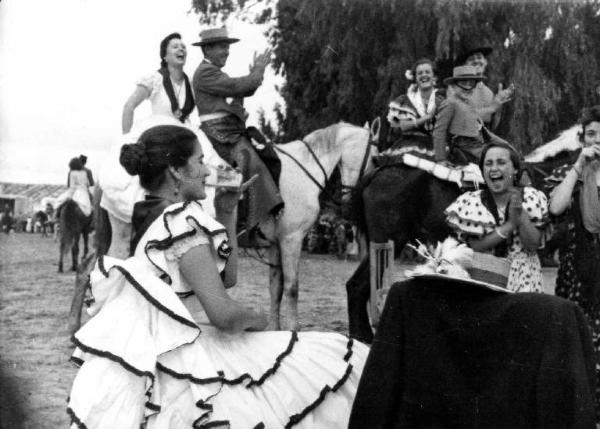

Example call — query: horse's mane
[302,122,363,155]
[525,125,581,163]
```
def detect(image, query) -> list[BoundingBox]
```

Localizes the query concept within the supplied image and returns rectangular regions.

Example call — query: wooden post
[369,240,394,328]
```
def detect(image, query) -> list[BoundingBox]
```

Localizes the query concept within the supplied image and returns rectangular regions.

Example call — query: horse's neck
[299,138,342,180]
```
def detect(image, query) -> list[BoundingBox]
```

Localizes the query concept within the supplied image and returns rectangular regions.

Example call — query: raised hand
[495,83,515,105]
[251,49,271,73]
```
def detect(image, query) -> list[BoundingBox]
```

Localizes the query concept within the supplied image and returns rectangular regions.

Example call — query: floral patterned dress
[445,187,549,293]
[548,164,600,420]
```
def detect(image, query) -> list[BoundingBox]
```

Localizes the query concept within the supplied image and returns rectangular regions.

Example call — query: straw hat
[405,238,511,293]
[457,44,493,66]
[443,65,487,85]
[192,28,240,47]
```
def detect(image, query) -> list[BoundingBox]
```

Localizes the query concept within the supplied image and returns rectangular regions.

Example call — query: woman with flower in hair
[383,58,444,151]
[68,124,368,429]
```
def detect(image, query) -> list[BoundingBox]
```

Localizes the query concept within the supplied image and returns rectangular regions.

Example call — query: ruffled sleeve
[136,72,161,97]
[163,203,231,268]
[522,186,549,228]
[141,201,231,280]
[445,190,496,238]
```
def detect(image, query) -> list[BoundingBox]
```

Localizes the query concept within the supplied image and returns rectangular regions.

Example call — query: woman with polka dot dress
[445,141,548,293]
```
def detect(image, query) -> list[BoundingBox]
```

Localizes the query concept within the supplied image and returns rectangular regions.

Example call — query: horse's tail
[346,171,376,243]
[59,199,80,251]
[92,186,111,257]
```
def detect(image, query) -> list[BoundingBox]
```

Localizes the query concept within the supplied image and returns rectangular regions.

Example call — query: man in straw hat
[433,65,507,164]
[456,43,515,130]
[192,27,284,243]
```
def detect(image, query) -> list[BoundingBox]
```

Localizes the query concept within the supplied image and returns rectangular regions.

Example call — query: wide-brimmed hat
[457,45,493,65]
[192,28,240,47]
[443,65,487,85]
[406,240,511,293]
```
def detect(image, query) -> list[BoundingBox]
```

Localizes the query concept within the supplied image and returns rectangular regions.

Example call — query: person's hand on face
[577,145,600,166]
[576,121,600,170]
[215,174,259,213]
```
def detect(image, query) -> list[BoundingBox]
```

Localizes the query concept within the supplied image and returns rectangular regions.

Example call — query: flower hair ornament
[405,69,414,81]
[405,237,511,292]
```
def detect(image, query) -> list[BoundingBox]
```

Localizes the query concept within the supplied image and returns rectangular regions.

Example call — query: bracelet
[495,227,509,240]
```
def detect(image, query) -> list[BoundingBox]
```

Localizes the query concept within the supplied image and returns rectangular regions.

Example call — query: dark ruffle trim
[195,420,231,428]
[285,364,354,428]
[97,256,198,329]
[157,331,299,387]
[71,335,155,380]
[166,333,358,429]
[344,338,354,362]
[67,406,88,429]
[144,201,228,286]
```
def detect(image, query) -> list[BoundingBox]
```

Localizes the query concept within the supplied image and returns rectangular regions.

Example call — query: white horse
[265,121,375,330]
[68,121,375,334]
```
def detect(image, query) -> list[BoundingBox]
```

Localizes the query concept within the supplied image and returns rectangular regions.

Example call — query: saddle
[237,127,284,248]
[375,146,484,189]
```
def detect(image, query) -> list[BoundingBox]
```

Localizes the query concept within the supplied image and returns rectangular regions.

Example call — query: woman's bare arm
[122,86,150,134]
[179,244,267,332]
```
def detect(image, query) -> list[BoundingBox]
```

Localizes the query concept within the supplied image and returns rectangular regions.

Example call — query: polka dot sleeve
[521,186,549,228]
[445,190,496,238]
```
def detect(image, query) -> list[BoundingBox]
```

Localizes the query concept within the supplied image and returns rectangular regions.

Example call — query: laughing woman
[445,141,548,292]
[122,32,195,133]
[385,58,444,150]
[101,32,230,258]
[68,125,368,429]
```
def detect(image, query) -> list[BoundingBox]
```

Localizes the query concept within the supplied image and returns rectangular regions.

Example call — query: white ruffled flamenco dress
[67,201,368,428]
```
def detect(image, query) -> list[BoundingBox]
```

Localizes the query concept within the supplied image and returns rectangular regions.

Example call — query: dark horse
[58,199,93,272]
[346,144,583,343]
[67,187,111,335]
[345,161,460,343]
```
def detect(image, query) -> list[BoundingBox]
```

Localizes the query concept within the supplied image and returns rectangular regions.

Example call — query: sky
[0,0,283,184]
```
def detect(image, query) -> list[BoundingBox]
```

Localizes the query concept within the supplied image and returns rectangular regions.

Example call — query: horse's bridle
[274,128,375,207]
[340,132,376,200]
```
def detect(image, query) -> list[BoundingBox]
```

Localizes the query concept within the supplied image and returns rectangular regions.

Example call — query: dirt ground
[0,233,558,428]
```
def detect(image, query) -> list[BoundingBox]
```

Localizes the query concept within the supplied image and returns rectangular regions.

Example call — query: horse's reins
[273,130,374,207]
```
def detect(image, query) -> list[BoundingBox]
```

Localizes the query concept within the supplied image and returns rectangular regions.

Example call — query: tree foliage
[270,0,600,154]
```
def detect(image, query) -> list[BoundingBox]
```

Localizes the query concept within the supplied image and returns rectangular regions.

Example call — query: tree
[269,0,600,154]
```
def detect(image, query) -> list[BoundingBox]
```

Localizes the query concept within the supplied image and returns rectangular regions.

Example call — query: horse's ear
[363,121,370,129]
[370,117,381,143]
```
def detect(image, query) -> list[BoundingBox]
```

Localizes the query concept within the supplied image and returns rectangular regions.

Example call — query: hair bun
[120,142,146,176]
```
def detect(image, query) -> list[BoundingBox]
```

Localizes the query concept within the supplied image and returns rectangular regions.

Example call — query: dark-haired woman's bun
[120,143,146,176]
